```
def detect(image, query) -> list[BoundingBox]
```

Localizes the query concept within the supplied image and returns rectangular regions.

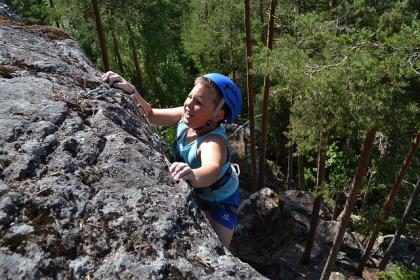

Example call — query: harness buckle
[231,163,240,176]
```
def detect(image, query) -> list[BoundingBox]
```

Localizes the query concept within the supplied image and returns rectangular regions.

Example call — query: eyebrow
[188,93,207,104]
[195,96,206,105]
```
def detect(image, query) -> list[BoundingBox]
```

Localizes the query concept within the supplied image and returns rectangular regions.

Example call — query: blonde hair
[194,77,223,106]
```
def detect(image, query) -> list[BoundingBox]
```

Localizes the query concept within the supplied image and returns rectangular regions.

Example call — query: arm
[102,71,183,126]
[170,134,227,188]
[132,89,183,126]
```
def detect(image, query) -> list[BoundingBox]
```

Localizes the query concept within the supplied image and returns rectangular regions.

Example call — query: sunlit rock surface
[0,9,264,279]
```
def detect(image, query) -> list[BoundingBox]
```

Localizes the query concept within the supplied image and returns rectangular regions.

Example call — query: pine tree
[91,0,110,71]
[320,130,376,280]
[259,0,277,187]
[243,0,257,189]
[379,177,420,270]
[356,130,420,275]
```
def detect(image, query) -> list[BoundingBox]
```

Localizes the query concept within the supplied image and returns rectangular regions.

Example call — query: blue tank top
[174,119,239,202]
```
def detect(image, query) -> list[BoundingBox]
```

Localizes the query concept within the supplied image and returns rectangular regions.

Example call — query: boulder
[231,188,304,280]
[0,13,264,279]
[231,188,381,279]
[373,234,420,268]
[317,221,365,260]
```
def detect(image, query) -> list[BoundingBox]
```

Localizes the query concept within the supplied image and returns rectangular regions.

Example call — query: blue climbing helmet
[202,73,242,123]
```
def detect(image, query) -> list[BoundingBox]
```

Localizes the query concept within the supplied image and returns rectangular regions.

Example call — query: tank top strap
[175,118,188,139]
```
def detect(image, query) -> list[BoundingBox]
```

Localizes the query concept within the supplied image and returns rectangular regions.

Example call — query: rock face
[372,234,420,268]
[231,189,367,280]
[0,13,264,279]
[231,188,301,280]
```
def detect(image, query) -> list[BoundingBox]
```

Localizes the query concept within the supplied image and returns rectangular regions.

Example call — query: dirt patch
[363,267,379,280]
[0,16,70,40]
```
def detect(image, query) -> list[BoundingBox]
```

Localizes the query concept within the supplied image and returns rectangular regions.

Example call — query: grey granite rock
[0,18,265,280]
[0,2,19,20]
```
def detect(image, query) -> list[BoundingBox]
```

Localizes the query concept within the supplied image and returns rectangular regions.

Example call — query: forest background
[4,0,419,277]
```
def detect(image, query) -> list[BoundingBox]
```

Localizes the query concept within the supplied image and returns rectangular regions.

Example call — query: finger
[101,73,109,81]
[112,82,126,91]
[170,162,184,172]
[108,75,122,85]
[174,167,191,181]
[171,168,181,179]
[169,162,181,173]
[171,164,185,179]
[174,165,192,181]
[174,163,188,174]
[101,71,114,81]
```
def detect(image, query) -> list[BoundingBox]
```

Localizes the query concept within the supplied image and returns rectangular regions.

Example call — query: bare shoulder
[198,133,227,163]
[201,133,226,145]
[199,134,227,153]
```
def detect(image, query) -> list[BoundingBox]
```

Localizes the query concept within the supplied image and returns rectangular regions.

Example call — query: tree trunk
[378,177,420,270]
[229,23,236,81]
[106,2,124,75]
[320,129,376,280]
[287,145,294,190]
[298,155,305,190]
[258,0,276,188]
[259,0,265,43]
[329,0,334,14]
[332,200,341,221]
[126,21,144,95]
[356,130,420,275]
[244,0,258,190]
[301,131,326,264]
[91,0,110,71]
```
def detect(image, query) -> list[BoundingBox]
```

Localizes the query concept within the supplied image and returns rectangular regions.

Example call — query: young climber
[101,71,242,248]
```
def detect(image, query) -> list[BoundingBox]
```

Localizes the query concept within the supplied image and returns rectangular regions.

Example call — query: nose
[184,98,193,109]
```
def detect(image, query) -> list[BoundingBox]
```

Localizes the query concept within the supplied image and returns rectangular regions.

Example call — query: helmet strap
[194,98,225,131]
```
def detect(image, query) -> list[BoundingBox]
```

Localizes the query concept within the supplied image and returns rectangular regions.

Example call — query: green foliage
[304,166,316,187]
[158,126,176,161]
[379,265,420,280]
[323,142,355,200]
[254,0,419,235]
[181,0,245,76]
[6,0,53,25]
[266,160,285,189]
[59,1,100,64]
[129,1,193,107]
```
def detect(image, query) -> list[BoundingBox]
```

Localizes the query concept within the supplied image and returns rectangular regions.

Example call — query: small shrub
[378,265,420,280]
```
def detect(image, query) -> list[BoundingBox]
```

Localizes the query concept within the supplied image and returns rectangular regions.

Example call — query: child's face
[183,84,218,128]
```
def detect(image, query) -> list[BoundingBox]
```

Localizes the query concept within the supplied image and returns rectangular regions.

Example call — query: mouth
[184,110,193,119]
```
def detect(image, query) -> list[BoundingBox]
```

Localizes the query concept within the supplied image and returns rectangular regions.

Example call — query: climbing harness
[195,163,240,196]
[195,164,232,194]
[197,199,239,216]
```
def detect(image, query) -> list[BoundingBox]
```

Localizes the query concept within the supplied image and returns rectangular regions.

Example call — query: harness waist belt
[195,166,233,194]
[199,201,239,215]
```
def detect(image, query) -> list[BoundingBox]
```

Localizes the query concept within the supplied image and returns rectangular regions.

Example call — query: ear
[213,109,225,122]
